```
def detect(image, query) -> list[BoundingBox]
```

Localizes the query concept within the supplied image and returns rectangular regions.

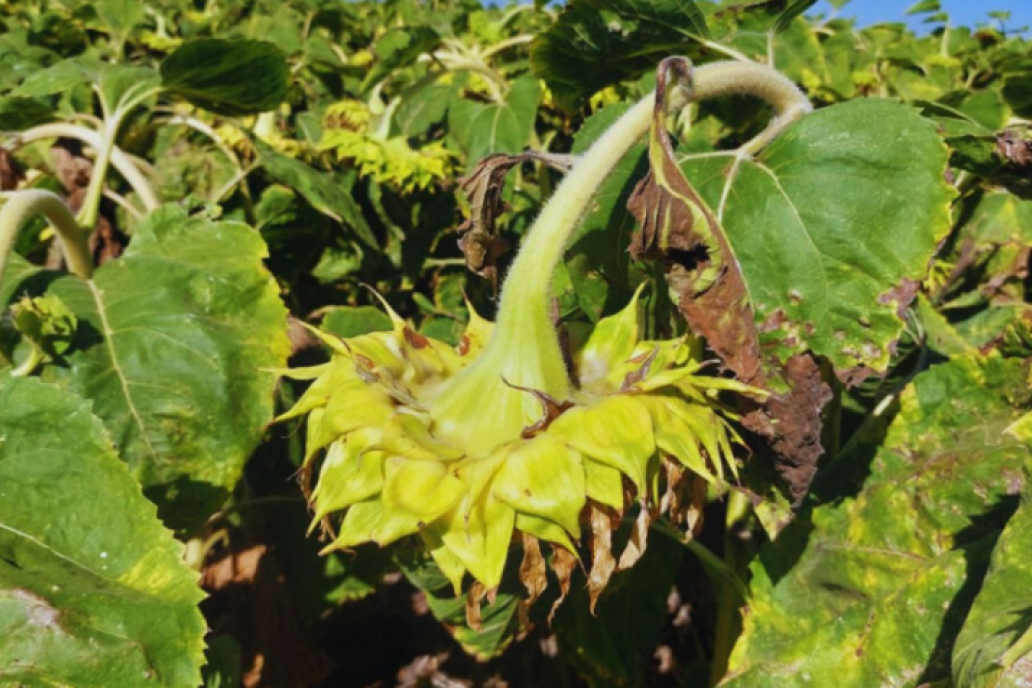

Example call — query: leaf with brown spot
[628,57,764,385]
[628,58,830,506]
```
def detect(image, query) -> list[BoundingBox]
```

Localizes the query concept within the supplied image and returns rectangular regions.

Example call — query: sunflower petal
[439,494,516,590]
[492,435,585,537]
[584,460,625,510]
[515,513,578,555]
[382,456,465,518]
[550,396,655,492]
[322,499,423,552]
[311,431,385,521]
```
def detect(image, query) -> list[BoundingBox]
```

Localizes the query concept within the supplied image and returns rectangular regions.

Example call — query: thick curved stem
[491,60,810,377]
[3,123,160,212]
[0,190,93,286]
[429,60,810,453]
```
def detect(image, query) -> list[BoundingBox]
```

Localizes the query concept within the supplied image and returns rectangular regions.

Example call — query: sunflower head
[277,288,757,605]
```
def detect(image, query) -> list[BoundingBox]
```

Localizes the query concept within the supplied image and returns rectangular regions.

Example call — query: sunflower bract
[277,291,754,595]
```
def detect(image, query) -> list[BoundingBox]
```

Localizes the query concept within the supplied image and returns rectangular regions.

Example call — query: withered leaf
[628,57,763,384]
[616,500,653,571]
[519,532,548,606]
[628,57,830,505]
[458,152,574,291]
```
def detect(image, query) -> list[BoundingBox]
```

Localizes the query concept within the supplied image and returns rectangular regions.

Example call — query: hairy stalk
[0,190,93,286]
[77,116,120,229]
[4,123,159,211]
[429,60,810,454]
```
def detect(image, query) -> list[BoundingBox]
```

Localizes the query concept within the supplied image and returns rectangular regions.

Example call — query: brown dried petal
[548,547,578,625]
[616,500,653,571]
[519,532,548,606]
[587,504,618,614]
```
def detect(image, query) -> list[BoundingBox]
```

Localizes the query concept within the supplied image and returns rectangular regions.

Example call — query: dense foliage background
[1,0,1031,686]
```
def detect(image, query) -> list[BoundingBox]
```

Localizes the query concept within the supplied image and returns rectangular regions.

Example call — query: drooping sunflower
[275,58,802,603]
[278,288,755,595]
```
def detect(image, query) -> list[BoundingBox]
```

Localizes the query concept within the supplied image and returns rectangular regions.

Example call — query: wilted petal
[550,396,656,491]
[493,435,585,537]
[322,499,423,551]
[382,455,465,519]
[584,460,625,511]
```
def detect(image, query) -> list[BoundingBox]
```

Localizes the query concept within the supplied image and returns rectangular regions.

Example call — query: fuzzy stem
[0,190,93,286]
[429,61,809,454]
[490,60,809,387]
[77,116,120,229]
[4,123,160,212]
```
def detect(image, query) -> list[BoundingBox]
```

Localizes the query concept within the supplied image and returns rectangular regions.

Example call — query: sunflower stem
[0,190,93,287]
[429,61,810,454]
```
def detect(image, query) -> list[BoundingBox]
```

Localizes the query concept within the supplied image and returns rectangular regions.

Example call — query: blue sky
[810,1,1032,32]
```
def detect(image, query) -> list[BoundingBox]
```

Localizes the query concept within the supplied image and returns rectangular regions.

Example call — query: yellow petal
[492,435,585,538]
[639,397,722,484]
[575,284,645,391]
[550,396,655,492]
[323,384,395,435]
[584,460,625,510]
[311,430,385,522]
[515,512,578,555]
[274,362,360,422]
[372,413,464,461]
[438,493,515,589]
[322,499,423,551]
[421,531,467,595]
[382,455,465,519]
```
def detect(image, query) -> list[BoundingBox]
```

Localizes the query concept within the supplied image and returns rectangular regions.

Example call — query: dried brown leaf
[0,149,24,191]
[741,354,832,504]
[458,152,574,291]
[587,504,618,613]
[465,582,487,632]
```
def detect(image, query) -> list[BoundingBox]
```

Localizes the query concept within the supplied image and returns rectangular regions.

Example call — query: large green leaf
[680,98,953,375]
[15,206,290,531]
[722,354,1032,687]
[0,375,206,687]
[448,74,541,166]
[161,39,289,116]
[12,55,159,113]
[953,482,1032,688]
[530,0,709,111]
